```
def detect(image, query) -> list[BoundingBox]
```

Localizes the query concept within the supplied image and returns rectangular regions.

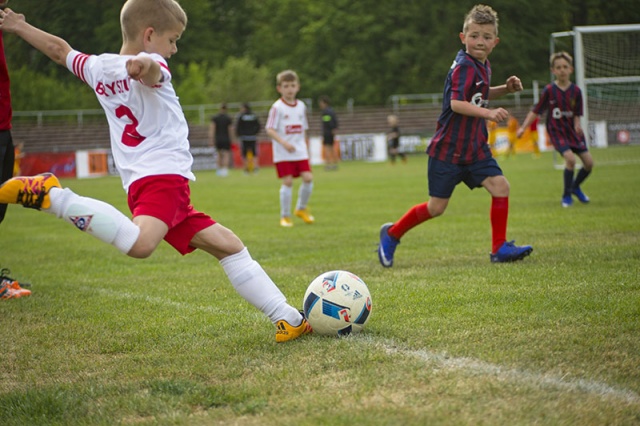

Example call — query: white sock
[220,247,301,325]
[47,187,140,254]
[279,185,292,217]
[296,181,313,210]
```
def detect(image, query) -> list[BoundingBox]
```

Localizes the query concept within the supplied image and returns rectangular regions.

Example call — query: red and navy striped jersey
[428,49,493,165]
[532,83,585,147]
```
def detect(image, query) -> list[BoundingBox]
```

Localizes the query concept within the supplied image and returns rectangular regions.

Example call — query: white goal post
[551,24,640,147]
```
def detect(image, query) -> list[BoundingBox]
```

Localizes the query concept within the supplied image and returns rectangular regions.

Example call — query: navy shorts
[553,138,589,155]
[428,156,503,198]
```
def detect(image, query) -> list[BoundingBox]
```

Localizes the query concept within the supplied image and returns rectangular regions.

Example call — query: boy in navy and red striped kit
[518,51,594,207]
[378,4,533,266]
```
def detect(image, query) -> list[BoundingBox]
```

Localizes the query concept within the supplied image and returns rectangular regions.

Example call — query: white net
[580,26,640,127]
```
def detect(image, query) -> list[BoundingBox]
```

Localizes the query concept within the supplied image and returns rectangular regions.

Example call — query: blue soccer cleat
[378,222,400,268]
[561,195,573,208]
[490,240,533,263]
[572,187,590,204]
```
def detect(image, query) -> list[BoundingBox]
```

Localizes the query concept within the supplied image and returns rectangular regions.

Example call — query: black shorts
[241,139,257,157]
[215,139,231,150]
[322,134,335,146]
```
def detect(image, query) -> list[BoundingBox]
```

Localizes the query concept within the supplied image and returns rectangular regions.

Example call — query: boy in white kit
[266,70,315,227]
[0,0,311,342]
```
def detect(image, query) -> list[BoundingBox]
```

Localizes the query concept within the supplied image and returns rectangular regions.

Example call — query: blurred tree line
[3,0,639,111]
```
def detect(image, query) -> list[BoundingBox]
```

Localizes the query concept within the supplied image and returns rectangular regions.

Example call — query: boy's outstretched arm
[489,76,523,100]
[0,8,72,66]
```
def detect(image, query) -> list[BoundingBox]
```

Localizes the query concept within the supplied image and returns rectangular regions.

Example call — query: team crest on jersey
[471,92,488,108]
[285,124,303,134]
[69,215,93,232]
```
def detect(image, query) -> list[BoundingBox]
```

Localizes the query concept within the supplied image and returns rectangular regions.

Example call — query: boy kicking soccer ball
[0,0,310,342]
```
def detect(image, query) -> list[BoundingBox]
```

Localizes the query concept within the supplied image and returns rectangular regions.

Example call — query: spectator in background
[13,140,23,176]
[506,115,518,157]
[209,103,233,177]
[318,95,339,171]
[528,116,541,158]
[386,114,406,164]
[487,119,498,155]
[235,103,261,174]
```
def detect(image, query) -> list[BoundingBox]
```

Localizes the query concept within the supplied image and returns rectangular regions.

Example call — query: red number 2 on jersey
[116,105,147,147]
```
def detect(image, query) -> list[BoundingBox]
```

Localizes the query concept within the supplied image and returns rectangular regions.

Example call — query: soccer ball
[302,270,372,336]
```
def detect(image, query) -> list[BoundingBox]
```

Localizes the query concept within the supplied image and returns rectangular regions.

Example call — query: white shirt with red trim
[66,50,195,191]
[266,98,309,163]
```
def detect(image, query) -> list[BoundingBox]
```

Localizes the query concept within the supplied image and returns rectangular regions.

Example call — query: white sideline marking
[372,338,640,404]
[81,286,230,315]
[81,286,640,404]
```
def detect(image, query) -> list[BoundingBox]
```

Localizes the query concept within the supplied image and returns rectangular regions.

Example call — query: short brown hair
[276,70,299,86]
[550,51,573,67]
[463,4,499,35]
[120,0,187,43]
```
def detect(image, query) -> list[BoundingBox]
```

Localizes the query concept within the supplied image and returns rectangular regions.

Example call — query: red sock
[389,202,432,240]
[491,197,508,253]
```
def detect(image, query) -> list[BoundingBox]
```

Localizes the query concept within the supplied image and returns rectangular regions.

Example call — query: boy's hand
[0,8,25,32]
[126,57,150,82]
[126,55,161,86]
[487,108,510,123]
[505,76,523,93]
[283,142,295,153]
[516,127,525,139]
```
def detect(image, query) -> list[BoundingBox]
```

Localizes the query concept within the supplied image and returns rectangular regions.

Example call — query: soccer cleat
[0,279,31,299]
[280,217,293,227]
[0,268,31,288]
[561,195,573,208]
[378,222,400,268]
[275,316,312,343]
[572,187,590,204]
[490,240,533,263]
[294,208,315,224]
[0,173,60,210]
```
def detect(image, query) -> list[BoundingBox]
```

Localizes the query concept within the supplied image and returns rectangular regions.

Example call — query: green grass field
[1,147,639,425]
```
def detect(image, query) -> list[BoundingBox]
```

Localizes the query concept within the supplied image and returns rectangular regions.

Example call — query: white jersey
[66,50,195,191]
[266,98,309,163]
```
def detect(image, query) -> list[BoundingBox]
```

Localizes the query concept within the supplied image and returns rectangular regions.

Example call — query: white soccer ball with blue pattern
[303,270,372,336]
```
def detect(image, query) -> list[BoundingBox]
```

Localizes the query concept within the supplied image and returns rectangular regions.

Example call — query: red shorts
[275,159,311,178]
[127,174,216,255]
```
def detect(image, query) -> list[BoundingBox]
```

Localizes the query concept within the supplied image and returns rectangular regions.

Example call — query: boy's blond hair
[463,4,499,35]
[276,70,299,86]
[120,0,187,43]
[550,51,573,67]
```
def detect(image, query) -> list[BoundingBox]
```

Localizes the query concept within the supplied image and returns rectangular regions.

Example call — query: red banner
[20,152,76,178]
